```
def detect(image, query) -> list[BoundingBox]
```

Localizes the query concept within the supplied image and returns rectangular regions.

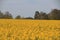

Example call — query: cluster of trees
[34,9,60,20]
[0,11,33,19]
[0,11,13,19]
[0,9,60,20]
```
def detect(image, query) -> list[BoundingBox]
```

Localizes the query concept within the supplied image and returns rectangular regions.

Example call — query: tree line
[0,9,60,20]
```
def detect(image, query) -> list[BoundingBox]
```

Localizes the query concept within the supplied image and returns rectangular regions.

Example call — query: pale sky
[0,0,60,18]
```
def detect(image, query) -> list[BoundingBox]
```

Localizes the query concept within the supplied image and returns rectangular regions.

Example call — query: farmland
[0,19,60,40]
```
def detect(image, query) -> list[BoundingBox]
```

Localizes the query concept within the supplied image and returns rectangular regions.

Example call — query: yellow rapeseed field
[0,19,60,40]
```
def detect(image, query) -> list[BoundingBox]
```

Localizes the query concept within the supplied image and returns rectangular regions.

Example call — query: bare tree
[3,11,13,19]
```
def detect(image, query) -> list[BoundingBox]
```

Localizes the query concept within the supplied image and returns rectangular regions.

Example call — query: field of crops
[0,19,60,40]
